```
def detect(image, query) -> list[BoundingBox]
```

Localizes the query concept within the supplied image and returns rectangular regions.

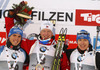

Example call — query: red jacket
[5,17,70,70]
[60,52,70,70]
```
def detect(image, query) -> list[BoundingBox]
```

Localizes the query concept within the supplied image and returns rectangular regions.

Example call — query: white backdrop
[0,0,100,49]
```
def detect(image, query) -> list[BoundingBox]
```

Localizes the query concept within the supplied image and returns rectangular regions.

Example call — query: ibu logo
[93,36,100,51]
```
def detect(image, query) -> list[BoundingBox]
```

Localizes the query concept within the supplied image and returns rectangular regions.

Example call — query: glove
[96,52,100,70]
[63,44,68,52]
[3,9,16,18]
[53,44,68,52]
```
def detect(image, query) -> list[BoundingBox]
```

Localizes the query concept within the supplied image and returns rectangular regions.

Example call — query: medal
[11,52,18,59]
[35,64,44,70]
[40,46,47,52]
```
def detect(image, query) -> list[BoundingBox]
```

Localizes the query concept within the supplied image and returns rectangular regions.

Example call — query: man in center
[29,21,56,70]
[28,21,70,70]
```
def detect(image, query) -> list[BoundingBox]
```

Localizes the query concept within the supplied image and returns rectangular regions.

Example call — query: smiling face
[77,39,89,51]
[9,34,21,46]
[40,29,53,40]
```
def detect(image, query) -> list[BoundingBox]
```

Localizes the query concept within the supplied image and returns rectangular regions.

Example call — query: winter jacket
[69,44,100,70]
[70,49,96,70]
[60,52,70,70]
[0,45,26,70]
[29,40,55,70]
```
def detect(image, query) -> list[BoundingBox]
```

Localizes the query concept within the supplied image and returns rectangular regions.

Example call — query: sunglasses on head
[77,33,89,35]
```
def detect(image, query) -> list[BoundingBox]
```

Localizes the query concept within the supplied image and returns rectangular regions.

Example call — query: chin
[80,48,86,51]
[12,44,18,46]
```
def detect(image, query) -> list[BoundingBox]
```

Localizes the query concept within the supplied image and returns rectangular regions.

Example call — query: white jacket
[0,45,26,70]
[29,40,55,70]
[70,49,96,70]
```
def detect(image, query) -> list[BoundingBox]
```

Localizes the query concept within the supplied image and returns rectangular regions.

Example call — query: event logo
[93,36,100,51]
[0,32,6,46]
[75,9,100,26]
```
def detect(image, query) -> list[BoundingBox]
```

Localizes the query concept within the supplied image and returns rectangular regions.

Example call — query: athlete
[70,30,100,70]
[28,21,70,70]
[0,26,28,70]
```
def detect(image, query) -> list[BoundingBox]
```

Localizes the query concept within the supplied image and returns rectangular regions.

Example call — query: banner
[0,32,6,46]
[0,0,100,49]
[75,9,100,26]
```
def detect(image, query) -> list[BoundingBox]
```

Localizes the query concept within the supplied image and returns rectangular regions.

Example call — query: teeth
[13,40,18,44]
[80,45,85,47]
[15,41,17,43]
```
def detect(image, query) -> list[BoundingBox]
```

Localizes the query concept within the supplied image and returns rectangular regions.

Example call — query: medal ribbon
[36,40,46,64]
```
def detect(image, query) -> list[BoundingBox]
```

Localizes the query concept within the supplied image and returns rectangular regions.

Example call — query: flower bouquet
[9,1,34,27]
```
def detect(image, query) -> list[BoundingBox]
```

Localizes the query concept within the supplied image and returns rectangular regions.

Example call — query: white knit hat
[40,21,53,32]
